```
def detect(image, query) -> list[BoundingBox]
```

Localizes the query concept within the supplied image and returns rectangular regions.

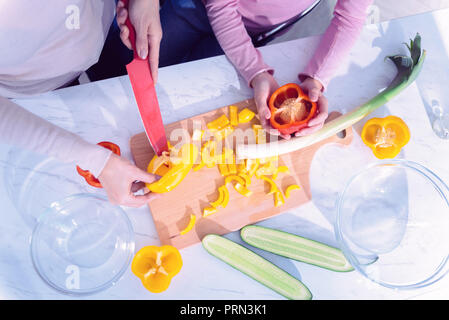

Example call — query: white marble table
[2,8,449,300]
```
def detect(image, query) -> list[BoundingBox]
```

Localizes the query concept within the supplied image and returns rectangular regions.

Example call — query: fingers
[148,34,161,83]
[135,168,160,184]
[119,25,132,50]
[134,23,149,59]
[307,87,321,102]
[308,95,329,127]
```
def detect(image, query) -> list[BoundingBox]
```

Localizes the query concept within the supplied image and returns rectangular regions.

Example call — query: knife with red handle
[122,0,168,156]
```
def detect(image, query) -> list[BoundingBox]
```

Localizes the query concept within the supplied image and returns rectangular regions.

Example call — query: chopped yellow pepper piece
[234,183,253,197]
[225,174,246,186]
[193,162,205,171]
[258,175,278,195]
[228,155,237,175]
[274,191,285,207]
[229,105,239,126]
[210,188,225,208]
[218,163,229,176]
[285,184,301,198]
[256,162,277,176]
[207,114,230,131]
[253,124,266,144]
[213,124,234,141]
[272,165,290,180]
[203,206,218,217]
[238,108,256,124]
[238,173,251,186]
[201,141,217,167]
[219,185,230,208]
[180,214,196,235]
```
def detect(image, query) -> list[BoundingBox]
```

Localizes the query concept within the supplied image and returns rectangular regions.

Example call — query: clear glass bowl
[335,160,449,289]
[30,193,135,296]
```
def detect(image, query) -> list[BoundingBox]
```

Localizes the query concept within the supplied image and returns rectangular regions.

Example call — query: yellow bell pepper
[229,105,239,126]
[218,163,229,176]
[201,141,217,168]
[361,115,410,159]
[285,184,301,198]
[180,214,196,235]
[225,174,246,186]
[218,185,229,207]
[146,144,198,193]
[131,245,182,293]
[207,114,230,131]
[238,108,255,124]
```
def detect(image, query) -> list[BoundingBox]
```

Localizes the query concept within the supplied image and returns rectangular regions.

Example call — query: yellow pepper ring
[285,184,301,198]
[180,214,196,235]
[361,115,410,159]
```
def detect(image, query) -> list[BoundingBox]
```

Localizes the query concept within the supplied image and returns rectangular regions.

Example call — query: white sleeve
[0,96,112,177]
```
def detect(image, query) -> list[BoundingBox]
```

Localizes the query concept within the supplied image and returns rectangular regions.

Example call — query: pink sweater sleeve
[204,0,274,87]
[299,0,373,88]
[0,96,112,178]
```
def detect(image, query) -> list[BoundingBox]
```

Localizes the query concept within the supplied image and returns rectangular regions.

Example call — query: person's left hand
[116,0,162,83]
[295,76,329,136]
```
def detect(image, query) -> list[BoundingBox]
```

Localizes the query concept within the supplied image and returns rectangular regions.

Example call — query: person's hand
[98,153,160,207]
[295,76,329,136]
[116,0,162,82]
[251,71,291,140]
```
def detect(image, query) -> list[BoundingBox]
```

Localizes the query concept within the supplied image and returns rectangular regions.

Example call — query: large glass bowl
[30,193,135,296]
[335,160,449,289]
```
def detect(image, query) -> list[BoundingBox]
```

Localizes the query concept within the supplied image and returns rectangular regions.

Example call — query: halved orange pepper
[76,141,121,188]
[361,115,410,159]
[131,245,182,293]
[269,83,317,135]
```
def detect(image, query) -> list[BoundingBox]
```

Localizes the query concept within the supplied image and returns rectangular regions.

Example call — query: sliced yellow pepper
[193,162,205,171]
[228,155,237,175]
[361,115,410,159]
[218,185,230,208]
[253,124,266,144]
[274,191,285,207]
[203,206,218,217]
[257,175,278,195]
[225,174,246,186]
[238,108,255,123]
[256,162,277,176]
[180,214,196,235]
[272,165,290,180]
[146,144,198,193]
[229,105,239,126]
[207,114,230,131]
[201,141,217,168]
[238,173,251,186]
[247,159,260,177]
[213,124,234,141]
[285,184,301,198]
[234,183,253,197]
[131,245,182,293]
[218,163,229,176]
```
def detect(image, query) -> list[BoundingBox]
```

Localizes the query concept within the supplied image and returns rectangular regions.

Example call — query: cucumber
[241,225,353,272]
[202,234,312,300]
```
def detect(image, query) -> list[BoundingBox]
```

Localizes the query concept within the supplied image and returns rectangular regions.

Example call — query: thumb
[135,24,149,59]
[135,167,160,184]
[307,88,321,102]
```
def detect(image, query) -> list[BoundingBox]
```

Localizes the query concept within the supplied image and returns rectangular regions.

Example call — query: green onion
[237,33,426,159]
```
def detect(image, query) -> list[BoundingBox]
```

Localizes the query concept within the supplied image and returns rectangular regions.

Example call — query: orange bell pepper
[131,245,182,293]
[361,115,410,159]
[269,83,317,135]
[76,141,121,188]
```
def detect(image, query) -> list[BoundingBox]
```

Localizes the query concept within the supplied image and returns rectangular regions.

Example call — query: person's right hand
[98,153,160,207]
[250,71,291,140]
[116,0,162,82]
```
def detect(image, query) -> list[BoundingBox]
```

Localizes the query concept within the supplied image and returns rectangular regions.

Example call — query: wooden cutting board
[130,99,352,249]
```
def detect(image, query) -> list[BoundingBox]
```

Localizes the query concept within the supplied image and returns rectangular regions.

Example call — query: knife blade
[122,0,168,156]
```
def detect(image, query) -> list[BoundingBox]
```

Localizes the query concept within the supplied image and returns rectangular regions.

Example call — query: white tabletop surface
[2,8,449,300]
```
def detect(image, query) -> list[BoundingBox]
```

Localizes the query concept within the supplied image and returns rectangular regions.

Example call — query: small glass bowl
[335,160,449,289]
[30,193,135,296]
